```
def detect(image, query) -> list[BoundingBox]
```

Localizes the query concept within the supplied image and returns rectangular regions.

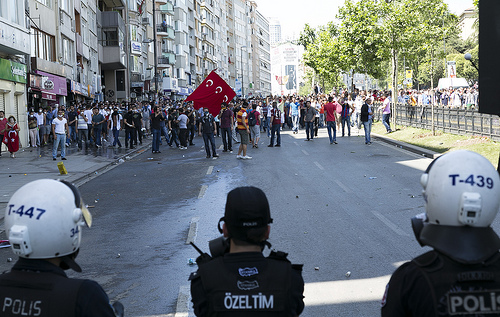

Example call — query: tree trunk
[391,49,398,129]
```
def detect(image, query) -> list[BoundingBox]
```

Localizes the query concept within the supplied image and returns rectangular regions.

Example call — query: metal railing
[372,102,500,141]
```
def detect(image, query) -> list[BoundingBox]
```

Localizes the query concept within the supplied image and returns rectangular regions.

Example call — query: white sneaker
[236,155,243,159]
[243,155,252,160]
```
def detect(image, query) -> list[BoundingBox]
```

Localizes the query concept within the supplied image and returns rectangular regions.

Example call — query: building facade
[0,0,270,146]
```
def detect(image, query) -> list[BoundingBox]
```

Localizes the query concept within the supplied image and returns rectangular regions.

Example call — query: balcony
[157,54,175,68]
[102,46,126,70]
[158,3,174,16]
[156,24,175,40]
[161,48,175,55]
[175,55,186,68]
[101,11,125,32]
[163,52,176,64]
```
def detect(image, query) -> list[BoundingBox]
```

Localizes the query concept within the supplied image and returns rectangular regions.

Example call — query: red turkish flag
[185,71,236,116]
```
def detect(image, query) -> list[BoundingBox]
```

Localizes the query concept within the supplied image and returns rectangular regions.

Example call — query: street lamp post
[464,53,479,71]
[152,0,158,104]
[241,45,246,98]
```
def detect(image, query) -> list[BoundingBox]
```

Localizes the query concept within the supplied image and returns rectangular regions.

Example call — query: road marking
[302,150,309,156]
[294,141,298,146]
[304,275,391,306]
[198,185,208,199]
[186,217,199,245]
[218,145,224,150]
[206,166,214,175]
[314,161,324,170]
[371,210,410,237]
[173,285,192,317]
[334,180,352,193]
[186,217,200,244]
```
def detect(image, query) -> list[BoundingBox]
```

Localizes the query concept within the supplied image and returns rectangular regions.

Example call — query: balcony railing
[156,24,175,40]
[158,3,174,15]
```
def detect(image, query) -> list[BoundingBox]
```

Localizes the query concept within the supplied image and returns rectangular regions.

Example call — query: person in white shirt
[52,109,69,160]
[83,105,93,141]
[34,108,45,146]
[76,108,88,150]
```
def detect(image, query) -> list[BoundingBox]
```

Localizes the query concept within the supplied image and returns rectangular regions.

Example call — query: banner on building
[447,61,457,78]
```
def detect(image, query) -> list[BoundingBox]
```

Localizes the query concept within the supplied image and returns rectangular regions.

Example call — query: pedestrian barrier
[373,102,500,141]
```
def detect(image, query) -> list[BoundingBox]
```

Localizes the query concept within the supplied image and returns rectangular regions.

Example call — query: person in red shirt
[323,96,339,144]
[0,110,7,157]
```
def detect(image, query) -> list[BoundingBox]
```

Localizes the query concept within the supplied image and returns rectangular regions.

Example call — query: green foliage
[297,0,464,92]
[336,0,385,78]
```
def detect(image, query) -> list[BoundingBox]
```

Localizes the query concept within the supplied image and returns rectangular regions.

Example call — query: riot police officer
[381,150,500,316]
[190,186,305,316]
[0,179,119,317]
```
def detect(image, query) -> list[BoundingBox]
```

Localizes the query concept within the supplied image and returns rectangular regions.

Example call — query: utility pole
[152,0,158,105]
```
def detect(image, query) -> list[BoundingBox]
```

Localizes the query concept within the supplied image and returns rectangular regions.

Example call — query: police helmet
[5,179,92,271]
[414,150,500,264]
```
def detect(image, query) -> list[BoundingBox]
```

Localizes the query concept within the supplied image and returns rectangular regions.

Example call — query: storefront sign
[42,92,57,101]
[131,41,142,54]
[0,58,27,84]
[35,70,67,95]
[71,80,89,97]
[131,81,144,88]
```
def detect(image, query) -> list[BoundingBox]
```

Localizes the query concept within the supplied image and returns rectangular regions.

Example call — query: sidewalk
[0,136,152,222]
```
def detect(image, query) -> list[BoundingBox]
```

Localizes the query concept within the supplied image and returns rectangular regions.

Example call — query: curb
[373,132,440,159]
[0,142,152,230]
[71,142,152,187]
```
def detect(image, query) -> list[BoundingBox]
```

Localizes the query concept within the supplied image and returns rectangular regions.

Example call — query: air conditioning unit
[142,17,150,25]
[141,74,145,81]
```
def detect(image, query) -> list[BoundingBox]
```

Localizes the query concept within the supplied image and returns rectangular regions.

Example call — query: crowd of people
[1,82,479,161]
[2,88,388,160]
[396,85,479,109]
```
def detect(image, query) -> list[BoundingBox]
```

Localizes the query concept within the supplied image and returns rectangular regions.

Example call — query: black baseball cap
[221,187,273,240]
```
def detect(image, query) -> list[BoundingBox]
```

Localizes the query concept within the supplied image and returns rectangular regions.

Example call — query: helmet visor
[81,199,92,228]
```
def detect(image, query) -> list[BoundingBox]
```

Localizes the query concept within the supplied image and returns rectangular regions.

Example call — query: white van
[437,78,469,90]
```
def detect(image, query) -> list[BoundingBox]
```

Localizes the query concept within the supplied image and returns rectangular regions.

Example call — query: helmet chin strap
[411,213,427,247]
[59,250,82,272]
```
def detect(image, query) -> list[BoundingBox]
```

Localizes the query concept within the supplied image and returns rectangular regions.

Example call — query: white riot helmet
[5,179,92,271]
[414,150,500,264]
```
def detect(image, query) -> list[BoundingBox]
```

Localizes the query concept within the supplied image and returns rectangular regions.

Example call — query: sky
[253,0,474,40]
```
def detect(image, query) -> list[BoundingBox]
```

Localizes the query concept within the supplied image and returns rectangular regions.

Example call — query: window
[82,19,88,44]
[31,29,55,62]
[0,0,24,26]
[102,29,118,46]
[35,0,51,8]
[62,37,74,65]
[60,0,71,13]
[130,24,138,41]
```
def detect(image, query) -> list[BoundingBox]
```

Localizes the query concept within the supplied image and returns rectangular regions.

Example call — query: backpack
[248,110,257,126]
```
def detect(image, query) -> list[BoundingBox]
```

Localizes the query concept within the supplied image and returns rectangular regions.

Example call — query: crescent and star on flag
[185,70,236,116]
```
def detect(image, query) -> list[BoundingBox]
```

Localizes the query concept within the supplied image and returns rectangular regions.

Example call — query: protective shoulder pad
[188,271,200,281]
[268,250,290,262]
[291,264,303,272]
[412,251,443,272]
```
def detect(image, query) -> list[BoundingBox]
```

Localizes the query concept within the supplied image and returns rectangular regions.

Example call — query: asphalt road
[0,127,473,316]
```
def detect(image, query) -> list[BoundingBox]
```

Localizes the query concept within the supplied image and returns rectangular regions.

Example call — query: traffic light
[479,0,500,115]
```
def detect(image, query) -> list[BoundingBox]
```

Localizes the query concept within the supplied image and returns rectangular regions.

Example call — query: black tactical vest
[198,255,293,316]
[0,270,85,317]
[413,250,500,316]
